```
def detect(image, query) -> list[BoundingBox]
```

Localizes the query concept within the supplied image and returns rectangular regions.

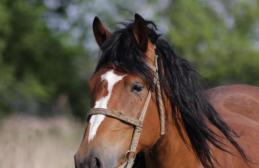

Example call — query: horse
[74,14,259,168]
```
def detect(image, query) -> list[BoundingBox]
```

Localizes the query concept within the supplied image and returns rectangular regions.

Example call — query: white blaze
[88,70,125,142]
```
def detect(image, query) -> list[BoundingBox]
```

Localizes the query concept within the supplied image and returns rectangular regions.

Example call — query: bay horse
[74,14,259,168]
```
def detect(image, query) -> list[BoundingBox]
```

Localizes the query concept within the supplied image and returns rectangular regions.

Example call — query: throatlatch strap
[154,53,166,135]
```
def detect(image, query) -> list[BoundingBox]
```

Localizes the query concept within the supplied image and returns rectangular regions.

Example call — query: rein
[87,49,165,168]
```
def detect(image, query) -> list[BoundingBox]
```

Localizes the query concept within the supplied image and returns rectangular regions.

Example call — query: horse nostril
[89,156,102,168]
[89,157,103,168]
[74,153,103,168]
[96,158,102,168]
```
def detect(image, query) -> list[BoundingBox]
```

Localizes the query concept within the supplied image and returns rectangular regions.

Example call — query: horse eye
[131,83,144,93]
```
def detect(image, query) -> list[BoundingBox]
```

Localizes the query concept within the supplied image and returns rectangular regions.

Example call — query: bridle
[87,48,166,168]
[88,49,165,168]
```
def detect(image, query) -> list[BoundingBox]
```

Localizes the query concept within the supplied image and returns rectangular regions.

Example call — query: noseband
[87,50,165,168]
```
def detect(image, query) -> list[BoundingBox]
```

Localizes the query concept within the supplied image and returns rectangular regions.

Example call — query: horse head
[74,14,162,168]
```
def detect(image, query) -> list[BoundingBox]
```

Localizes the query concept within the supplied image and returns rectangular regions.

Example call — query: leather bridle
[87,50,166,168]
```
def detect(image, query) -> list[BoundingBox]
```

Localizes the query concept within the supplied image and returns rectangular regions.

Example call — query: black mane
[95,20,249,168]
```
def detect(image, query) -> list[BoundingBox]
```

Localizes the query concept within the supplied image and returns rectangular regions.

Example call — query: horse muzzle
[74,149,126,168]
[74,152,104,168]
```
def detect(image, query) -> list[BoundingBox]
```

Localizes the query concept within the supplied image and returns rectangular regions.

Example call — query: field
[0,115,84,168]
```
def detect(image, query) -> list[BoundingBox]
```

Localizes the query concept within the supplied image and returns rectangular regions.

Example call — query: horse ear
[133,13,148,52]
[93,17,111,47]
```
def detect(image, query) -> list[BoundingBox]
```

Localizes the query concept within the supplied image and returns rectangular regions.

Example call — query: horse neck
[145,98,201,168]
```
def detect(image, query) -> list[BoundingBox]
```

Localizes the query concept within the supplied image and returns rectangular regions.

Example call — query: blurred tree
[165,0,259,86]
[0,0,89,118]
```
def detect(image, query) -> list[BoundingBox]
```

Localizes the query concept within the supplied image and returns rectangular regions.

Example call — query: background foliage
[0,0,259,119]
